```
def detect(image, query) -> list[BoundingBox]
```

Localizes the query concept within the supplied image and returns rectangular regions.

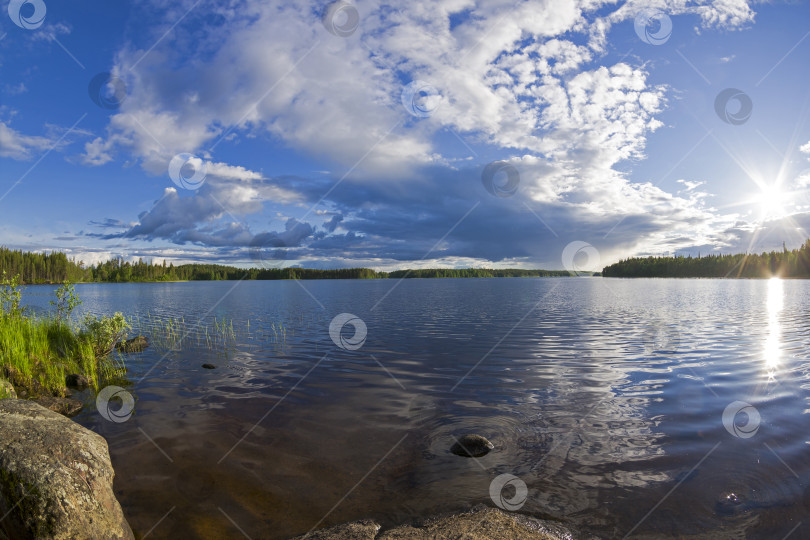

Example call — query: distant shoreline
[603,240,810,279]
[17,273,588,285]
[10,241,810,282]
[20,274,810,286]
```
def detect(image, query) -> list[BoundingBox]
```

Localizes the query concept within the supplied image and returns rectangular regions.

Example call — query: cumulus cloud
[603,0,754,31]
[82,137,115,166]
[323,214,344,233]
[78,0,763,267]
[99,157,728,269]
[90,0,751,173]
[694,0,755,29]
[91,170,306,248]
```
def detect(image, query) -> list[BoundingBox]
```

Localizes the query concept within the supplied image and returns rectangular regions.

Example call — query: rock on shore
[116,335,149,353]
[0,379,15,399]
[32,395,84,417]
[0,399,134,540]
[292,505,594,539]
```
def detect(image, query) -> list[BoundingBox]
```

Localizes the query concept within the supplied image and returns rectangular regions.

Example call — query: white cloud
[3,83,27,95]
[85,1,658,176]
[695,0,755,29]
[800,141,810,156]
[82,137,115,166]
[0,121,55,160]
[79,0,762,265]
[30,22,72,43]
[677,179,705,192]
[605,0,754,31]
[796,170,810,188]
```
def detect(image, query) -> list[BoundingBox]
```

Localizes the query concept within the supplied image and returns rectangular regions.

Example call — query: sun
[758,185,789,219]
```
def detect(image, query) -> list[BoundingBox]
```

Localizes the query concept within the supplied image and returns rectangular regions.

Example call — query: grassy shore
[0,277,128,398]
[0,315,127,397]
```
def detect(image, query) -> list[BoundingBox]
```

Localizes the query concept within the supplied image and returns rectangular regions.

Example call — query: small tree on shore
[83,313,130,358]
[51,281,82,324]
[0,271,23,317]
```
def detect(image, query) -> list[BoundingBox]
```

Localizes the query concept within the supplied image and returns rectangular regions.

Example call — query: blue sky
[2,0,810,271]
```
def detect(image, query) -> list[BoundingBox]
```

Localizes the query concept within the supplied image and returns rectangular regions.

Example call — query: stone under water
[291,505,594,539]
[450,434,495,457]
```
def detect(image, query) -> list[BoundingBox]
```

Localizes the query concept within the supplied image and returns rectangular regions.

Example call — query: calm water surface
[21,278,810,538]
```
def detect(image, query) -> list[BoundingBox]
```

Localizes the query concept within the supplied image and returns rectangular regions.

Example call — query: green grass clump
[0,278,127,397]
[0,315,101,396]
[131,313,242,354]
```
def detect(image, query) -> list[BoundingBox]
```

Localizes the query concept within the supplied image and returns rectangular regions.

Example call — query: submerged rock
[116,335,149,353]
[290,519,381,539]
[202,363,217,369]
[65,373,91,390]
[34,395,84,417]
[0,399,134,540]
[0,379,15,399]
[292,505,593,539]
[450,434,494,457]
[715,491,745,516]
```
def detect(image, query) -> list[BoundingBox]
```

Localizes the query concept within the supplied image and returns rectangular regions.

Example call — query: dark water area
[20,278,810,538]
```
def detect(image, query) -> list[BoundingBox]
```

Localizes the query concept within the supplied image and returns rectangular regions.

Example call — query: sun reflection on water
[764,277,783,376]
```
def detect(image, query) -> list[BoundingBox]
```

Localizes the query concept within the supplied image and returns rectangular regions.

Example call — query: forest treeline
[0,248,88,284]
[387,268,571,278]
[7,241,810,283]
[88,259,387,282]
[0,247,572,283]
[0,248,386,282]
[602,240,810,278]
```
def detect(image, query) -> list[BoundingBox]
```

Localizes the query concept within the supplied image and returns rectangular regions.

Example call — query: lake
[20,278,810,539]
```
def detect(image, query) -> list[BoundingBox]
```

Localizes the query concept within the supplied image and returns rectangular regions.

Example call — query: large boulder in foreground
[292,505,592,539]
[0,399,134,540]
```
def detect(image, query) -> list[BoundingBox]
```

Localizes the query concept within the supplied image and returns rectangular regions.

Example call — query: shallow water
[21,278,810,538]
